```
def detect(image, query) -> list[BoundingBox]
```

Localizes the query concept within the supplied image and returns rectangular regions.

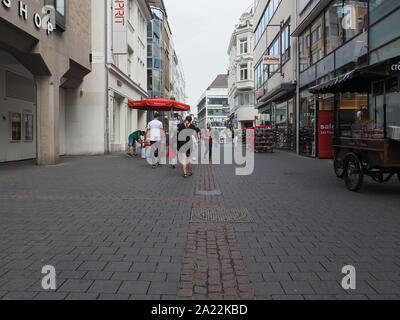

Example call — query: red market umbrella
[129,98,190,112]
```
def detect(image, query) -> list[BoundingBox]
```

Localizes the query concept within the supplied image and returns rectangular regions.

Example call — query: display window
[24,114,34,141]
[10,112,22,142]
[300,90,316,157]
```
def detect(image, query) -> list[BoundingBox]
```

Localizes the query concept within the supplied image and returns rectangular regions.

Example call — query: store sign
[1,0,54,35]
[390,62,400,72]
[113,0,127,55]
[318,111,334,159]
[263,55,280,66]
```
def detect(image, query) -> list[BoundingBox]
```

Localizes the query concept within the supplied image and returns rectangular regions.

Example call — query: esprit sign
[113,0,128,55]
[1,0,55,35]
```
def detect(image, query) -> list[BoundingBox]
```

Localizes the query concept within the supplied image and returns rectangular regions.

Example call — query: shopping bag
[141,147,146,159]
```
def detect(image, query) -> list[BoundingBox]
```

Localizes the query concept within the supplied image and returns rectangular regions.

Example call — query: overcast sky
[165,0,253,115]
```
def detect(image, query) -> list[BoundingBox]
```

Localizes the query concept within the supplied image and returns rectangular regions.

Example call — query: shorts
[128,138,137,147]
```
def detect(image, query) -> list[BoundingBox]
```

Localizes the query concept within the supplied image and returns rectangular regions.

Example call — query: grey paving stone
[78,261,107,271]
[1,291,38,300]
[139,272,166,282]
[104,261,132,272]
[58,279,94,293]
[34,292,68,300]
[98,293,130,300]
[129,294,161,300]
[281,281,315,295]
[88,280,122,294]
[262,273,291,282]
[130,262,157,273]
[253,282,285,296]
[270,262,299,273]
[148,281,178,295]
[66,293,99,300]
[118,281,150,295]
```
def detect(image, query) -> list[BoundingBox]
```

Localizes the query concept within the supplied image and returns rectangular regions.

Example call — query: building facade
[292,0,369,158]
[227,9,258,130]
[0,0,91,164]
[82,0,151,155]
[253,0,297,151]
[197,75,229,132]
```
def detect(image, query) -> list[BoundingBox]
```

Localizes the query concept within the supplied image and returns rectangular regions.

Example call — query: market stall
[310,56,400,192]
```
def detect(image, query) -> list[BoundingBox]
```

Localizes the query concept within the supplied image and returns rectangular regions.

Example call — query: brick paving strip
[178,165,254,300]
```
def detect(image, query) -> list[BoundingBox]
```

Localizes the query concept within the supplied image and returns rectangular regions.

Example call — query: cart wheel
[333,155,344,179]
[343,153,364,192]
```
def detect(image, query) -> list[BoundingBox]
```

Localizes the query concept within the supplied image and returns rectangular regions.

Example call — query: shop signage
[390,62,400,72]
[113,0,128,55]
[318,111,334,159]
[263,55,281,66]
[1,0,54,35]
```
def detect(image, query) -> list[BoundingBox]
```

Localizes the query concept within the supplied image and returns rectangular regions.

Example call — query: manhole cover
[191,208,253,223]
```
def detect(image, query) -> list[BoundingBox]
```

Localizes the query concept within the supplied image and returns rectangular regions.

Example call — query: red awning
[129,98,190,112]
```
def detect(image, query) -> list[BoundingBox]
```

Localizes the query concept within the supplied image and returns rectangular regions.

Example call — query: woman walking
[177,116,196,178]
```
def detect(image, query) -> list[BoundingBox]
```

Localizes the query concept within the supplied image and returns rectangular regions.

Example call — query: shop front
[257,83,296,151]
[0,50,36,162]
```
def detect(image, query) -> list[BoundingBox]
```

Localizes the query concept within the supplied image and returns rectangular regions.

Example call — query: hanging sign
[113,0,127,55]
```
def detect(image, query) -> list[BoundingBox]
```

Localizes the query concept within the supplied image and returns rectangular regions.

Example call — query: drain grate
[190,208,253,223]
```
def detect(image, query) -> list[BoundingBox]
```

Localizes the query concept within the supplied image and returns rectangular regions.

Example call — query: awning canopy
[129,98,190,112]
[257,82,296,107]
[309,55,400,94]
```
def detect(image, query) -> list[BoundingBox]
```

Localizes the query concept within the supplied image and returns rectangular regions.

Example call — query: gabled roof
[208,74,228,89]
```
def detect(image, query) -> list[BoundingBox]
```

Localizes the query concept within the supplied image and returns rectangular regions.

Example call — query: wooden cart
[310,56,400,191]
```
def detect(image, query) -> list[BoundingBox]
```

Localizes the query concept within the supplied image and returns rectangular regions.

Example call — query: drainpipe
[105,0,110,154]
[295,0,300,155]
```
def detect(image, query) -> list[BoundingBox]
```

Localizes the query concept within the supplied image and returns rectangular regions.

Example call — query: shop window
[386,77,400,127]
[10,112,22,141]
[299,90,316,157]
[299,28,311,72]
[24,114,34,141]
[339,92,369,138]
[325,0,344,55]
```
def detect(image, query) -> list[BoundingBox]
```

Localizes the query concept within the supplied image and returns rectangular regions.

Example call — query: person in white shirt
[146,113,164,168]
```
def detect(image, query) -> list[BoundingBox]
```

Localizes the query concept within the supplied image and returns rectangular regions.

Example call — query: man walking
[146,113,164,169]
[127,130,145,157]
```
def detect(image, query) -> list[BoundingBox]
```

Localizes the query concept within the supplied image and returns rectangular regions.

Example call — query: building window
[10,113,22,141]
[254,0,283,46]
[343,0,368,42]
[268,36,280,76]
[45,0,66,31]
[208,98,228,105]
[310,16,324,65]
[299,28,311,72]
[325,0,344,55]
[240,38,248,54]
[370,0,399,24]
[240,64,248,81]
[281,22,291,64]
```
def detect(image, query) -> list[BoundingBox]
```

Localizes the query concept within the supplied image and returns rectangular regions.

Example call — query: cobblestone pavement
[0,150,399,300]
